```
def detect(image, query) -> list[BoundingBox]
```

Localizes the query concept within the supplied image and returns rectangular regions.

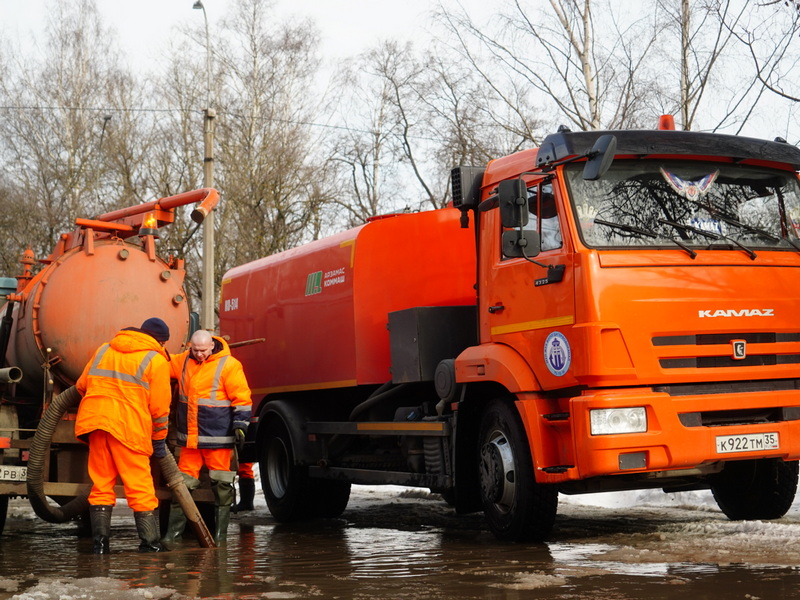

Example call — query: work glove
[234,426,247,453]
[152,438,167,459]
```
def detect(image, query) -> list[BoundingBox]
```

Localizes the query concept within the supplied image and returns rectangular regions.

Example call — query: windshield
[566,161,800,252]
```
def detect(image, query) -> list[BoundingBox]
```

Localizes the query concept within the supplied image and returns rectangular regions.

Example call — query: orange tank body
[5,240,189,397]
[220,207,476,397]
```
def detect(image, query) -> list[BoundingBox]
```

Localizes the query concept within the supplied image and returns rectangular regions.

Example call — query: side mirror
[582,134,617,181]
[502,230,540,259]
[498,179,529,228]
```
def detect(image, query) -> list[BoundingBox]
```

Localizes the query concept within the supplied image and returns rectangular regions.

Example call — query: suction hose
[26,386,88,522]
[26,385,216,547]
[158,452,216,548]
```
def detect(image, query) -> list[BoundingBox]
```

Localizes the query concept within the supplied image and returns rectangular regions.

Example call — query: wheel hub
[479,433,516,513]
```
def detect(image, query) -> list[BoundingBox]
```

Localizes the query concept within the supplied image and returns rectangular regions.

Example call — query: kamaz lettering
[698,309,775,318]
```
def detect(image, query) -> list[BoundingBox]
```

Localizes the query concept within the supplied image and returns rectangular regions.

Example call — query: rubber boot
[134,510,164,552]
[233,477,255,513]
[210,469,236,544]
[161,473,201,546]
[89,505,113,554]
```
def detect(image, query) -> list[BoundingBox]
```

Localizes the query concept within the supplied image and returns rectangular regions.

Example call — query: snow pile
[9,578,179,600]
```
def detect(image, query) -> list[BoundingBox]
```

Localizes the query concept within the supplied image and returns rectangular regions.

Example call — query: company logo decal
[698,309,774,318]
[544,331,571,377]
[661,168,719,201]
[732,340,747,360]
[305,271,322,296]
[305,268,348,296]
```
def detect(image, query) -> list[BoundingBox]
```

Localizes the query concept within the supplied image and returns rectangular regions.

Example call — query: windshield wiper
[594,218,697,258]
[681,196,800,254]
[658,219,757,260]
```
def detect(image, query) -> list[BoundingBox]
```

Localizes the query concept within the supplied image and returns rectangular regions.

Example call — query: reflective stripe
[88,345,157,390]
[179,355,230,406]
[199,435,234,445]
[152,415,168,434]
[176,431,234,445]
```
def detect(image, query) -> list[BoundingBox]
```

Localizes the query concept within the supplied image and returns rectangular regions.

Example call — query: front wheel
[710,458,798,520]
[478,398,557,542]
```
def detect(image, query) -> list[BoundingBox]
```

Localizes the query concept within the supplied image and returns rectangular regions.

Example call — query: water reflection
[3,498,800,599]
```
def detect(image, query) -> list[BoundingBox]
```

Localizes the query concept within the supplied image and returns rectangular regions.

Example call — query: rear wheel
[261,417,311,522]
[310,479,351,518]
[0,496,7,535]
[478,398,557,542]
[710,458,798,520]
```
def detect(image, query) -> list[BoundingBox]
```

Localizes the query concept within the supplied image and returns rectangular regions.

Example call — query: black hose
[348,382,407,421]
[26,386,89,523]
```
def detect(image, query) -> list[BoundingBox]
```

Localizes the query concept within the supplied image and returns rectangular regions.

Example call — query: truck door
[482,180,579,390]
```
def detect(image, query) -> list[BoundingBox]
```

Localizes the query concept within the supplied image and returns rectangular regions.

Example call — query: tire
[478,398,558,542]
[310,479,351,518]
[710,458,798,520]
[0,496,7,535]
[260,417,313,522]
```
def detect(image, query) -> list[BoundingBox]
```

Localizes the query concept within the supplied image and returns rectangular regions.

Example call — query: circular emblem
[544,331,571,377]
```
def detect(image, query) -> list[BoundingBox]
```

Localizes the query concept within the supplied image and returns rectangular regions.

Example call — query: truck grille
[653,332,800,369]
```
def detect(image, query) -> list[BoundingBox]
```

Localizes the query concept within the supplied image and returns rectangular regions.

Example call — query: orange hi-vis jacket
[170,335,252,450]
[75,329,172,456]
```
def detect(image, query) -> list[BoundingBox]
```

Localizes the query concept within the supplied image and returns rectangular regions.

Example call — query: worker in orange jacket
[75,317,172,554]
[162,329,252,545]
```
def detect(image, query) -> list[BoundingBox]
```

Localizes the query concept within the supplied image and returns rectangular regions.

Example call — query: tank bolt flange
[117,249,129,260]
[160,270,171,281]
[172,294,184,305]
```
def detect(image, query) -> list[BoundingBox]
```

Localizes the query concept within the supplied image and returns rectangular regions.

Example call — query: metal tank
[5,241,188,398]
[1,188,218,400]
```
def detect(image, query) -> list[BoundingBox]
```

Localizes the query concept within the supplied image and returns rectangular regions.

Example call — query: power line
[0,104,444,142]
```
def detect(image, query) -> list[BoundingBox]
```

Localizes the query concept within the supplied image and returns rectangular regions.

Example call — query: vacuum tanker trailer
[0,189,219,535]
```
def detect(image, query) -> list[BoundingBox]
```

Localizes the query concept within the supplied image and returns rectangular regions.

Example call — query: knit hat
[140,317,170,343]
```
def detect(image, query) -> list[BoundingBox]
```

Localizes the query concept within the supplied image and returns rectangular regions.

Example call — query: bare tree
[213,0,326,268]
[0,0,145,266]
[434,0,662,132]
[327,39,540,221]
[716,0,800,135]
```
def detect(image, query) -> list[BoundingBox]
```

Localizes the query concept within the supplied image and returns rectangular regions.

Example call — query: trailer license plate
[0,465,27,481]
[716,432,779,454]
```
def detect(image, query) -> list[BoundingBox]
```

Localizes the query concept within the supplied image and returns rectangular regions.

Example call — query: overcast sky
[0,0,492,72]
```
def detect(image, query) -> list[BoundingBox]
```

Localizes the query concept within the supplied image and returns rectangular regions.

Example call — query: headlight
[590,407,647,435]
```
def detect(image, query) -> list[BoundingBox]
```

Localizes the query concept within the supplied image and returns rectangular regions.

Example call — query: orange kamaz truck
[220,117,800,541]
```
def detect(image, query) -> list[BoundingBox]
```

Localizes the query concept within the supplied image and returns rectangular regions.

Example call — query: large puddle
[2,488,800,599]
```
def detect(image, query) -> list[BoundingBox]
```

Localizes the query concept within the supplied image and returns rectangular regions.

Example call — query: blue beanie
[140,317,170,342]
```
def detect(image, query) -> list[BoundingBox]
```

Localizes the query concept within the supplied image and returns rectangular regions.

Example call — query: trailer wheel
[0,496,7,535]
[261,417,312,521]
[710,458,798,520]
[478,398,557,541]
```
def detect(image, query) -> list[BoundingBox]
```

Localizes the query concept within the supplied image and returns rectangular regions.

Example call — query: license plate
[0,465,27,481]
[716,432,779,454]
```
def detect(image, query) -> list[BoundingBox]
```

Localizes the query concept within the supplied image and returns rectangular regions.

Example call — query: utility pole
[193,0,216,331]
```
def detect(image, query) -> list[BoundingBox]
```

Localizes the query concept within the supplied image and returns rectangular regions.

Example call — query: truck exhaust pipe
[0,367,22,384]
